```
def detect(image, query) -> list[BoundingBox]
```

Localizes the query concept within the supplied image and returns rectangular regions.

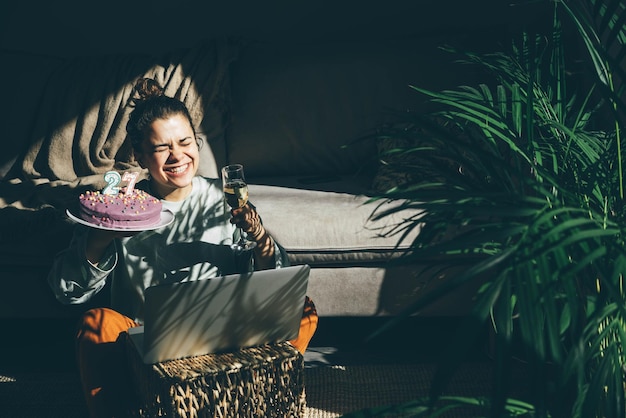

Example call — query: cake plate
[65,209,175,232]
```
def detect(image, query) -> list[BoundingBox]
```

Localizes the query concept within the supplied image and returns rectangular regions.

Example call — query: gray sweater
[47,176,286,323]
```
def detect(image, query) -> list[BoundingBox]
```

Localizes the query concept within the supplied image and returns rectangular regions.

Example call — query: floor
[0,316,524,417]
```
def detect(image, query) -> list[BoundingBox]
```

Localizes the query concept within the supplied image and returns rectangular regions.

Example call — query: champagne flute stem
[238,228,246,246]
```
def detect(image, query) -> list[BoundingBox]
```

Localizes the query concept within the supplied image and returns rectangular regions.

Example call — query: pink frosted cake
[78,189,162,228]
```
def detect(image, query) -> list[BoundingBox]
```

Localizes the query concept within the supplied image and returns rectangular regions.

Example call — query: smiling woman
[45,77,319,418]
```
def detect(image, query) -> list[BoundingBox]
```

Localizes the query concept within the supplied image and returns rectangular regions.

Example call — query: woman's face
[136,113,199,201]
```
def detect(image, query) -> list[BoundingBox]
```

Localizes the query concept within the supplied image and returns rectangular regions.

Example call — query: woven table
[126,339,305,418]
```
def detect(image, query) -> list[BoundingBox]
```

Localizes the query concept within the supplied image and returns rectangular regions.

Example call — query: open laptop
[127,264,310,364]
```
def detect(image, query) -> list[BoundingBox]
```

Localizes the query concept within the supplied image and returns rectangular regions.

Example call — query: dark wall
[0,1,548,56]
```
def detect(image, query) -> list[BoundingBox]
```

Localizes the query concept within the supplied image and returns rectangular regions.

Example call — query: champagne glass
[221,164,257,252]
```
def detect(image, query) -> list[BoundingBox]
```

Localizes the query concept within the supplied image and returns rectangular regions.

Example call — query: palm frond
[365,1,626,417]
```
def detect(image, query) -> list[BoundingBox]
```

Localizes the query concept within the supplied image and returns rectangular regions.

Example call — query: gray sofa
[0,27,502,321]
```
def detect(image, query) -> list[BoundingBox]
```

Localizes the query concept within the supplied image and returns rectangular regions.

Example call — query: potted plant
[348,0,626,416]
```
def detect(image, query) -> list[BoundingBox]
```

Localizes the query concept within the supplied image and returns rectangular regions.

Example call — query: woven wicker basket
[126,338,305,418]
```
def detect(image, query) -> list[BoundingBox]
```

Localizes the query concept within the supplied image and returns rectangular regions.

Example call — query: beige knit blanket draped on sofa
[0,39,236,210]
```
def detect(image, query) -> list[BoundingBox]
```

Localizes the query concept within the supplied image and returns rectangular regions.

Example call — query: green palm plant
[353,0,626,417]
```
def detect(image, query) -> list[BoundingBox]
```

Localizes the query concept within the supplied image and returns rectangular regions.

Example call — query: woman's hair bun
[129,78,164,106]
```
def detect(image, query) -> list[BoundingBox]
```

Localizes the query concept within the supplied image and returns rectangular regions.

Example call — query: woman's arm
[249,224,276,270]
[231,204,286,270]
[47,227,118,304]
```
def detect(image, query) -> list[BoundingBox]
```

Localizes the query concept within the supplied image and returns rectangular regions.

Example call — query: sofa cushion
[305,265,481,317]
[249,183,421,266]
[226,39,434,180]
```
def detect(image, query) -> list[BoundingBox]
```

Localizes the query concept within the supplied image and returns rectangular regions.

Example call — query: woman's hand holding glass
[222,164,258,252]
[230,204,264,240]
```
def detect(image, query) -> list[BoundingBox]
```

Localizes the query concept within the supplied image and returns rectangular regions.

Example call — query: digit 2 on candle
[102,171,139,195]
[102,171,122,195]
